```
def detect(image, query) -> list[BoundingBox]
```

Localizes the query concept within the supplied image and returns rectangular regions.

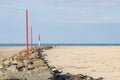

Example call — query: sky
[0,0,120,44]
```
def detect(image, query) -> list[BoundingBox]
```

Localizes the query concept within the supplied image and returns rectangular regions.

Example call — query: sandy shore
[43,46,120,80]
[0,47,25,60]
[1,46,120,80]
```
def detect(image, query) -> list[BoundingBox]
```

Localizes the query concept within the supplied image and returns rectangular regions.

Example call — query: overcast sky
[0,0,120,44]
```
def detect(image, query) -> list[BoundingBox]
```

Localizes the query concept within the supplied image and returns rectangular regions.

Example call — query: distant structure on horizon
[38,34,40,46]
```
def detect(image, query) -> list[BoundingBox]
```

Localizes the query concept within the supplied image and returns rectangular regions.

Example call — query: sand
[0,46,120,80]
[0,47,24,60]
[43,46,120,80]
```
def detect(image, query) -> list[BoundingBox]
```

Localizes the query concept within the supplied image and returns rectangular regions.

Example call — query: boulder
[7,65,18,72]
[29,52,39,59]
[21,52,26,58]
[27,65,35,70]
[11,60,18,65]
[29,49,34,54]
[52,68,62,73]
[13,55,18,60]
[2,59,11,67]
[0,64,3,69]
[33,60,46,68]
[23,59,33,66]
[23,60,29,66]
[23,68,28,71]
[0,62,3,69]
[17,54,24,62]
[16,63,25,71]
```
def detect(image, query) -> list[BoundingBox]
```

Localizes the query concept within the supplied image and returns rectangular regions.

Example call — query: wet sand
[43,46,120,80]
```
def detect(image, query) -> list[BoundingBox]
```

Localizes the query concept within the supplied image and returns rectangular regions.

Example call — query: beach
[43,46,120,80]
[0,46,120,80]
[0,47,25,61]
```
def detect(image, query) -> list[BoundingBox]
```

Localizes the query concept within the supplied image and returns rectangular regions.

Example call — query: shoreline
[0,43,120,47]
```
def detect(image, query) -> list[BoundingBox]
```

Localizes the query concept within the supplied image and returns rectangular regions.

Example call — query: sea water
[0,43,120,47]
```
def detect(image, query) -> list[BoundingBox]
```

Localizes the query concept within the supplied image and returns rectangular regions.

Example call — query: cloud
[0,0,120,7]
[1,0,120,25]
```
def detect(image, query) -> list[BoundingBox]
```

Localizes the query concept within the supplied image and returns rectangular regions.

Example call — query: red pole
[26,9,29,58]
[31,26,32,49]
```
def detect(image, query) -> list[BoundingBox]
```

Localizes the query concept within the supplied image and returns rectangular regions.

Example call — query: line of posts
[25,9,40,59]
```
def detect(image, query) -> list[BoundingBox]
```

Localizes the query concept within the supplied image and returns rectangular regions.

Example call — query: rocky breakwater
[0,46,53,80]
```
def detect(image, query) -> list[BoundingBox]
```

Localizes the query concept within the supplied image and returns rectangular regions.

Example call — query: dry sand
[43,46,120,80]
[0,47,24,60]
[0,46,120,80]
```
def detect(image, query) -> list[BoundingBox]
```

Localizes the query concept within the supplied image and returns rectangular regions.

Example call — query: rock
[33,60,46,68]
[0,68,7,73]
[23,59,33,66]
[23,68,28,71]
[0,64,3,69]
[21,52,26,58]
[7,65,18,72]
[17,54,24,62]
[0,70,6,77]
[85,76,94,80]
[3,72,21,80]
[2,59,7,62]
[13,55,18,60]
[27,65,35,70]
[9,56,14,61]
[96,77,104,80]
[23,60,29,65]
[29,52,39,59]
[0,62,3,69]
[16,63,25,71]
[52,73,104,80]
[25,74,42,80]
[49,66,56,69]
[52,68,62,73]
[29,49,34,54]
[2,59,11,67]
[42,46,53,50]
[11,60,18,65]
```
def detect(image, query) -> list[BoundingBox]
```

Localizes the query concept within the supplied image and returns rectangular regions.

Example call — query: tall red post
[26,9,29,58]
[31,26,33,49]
